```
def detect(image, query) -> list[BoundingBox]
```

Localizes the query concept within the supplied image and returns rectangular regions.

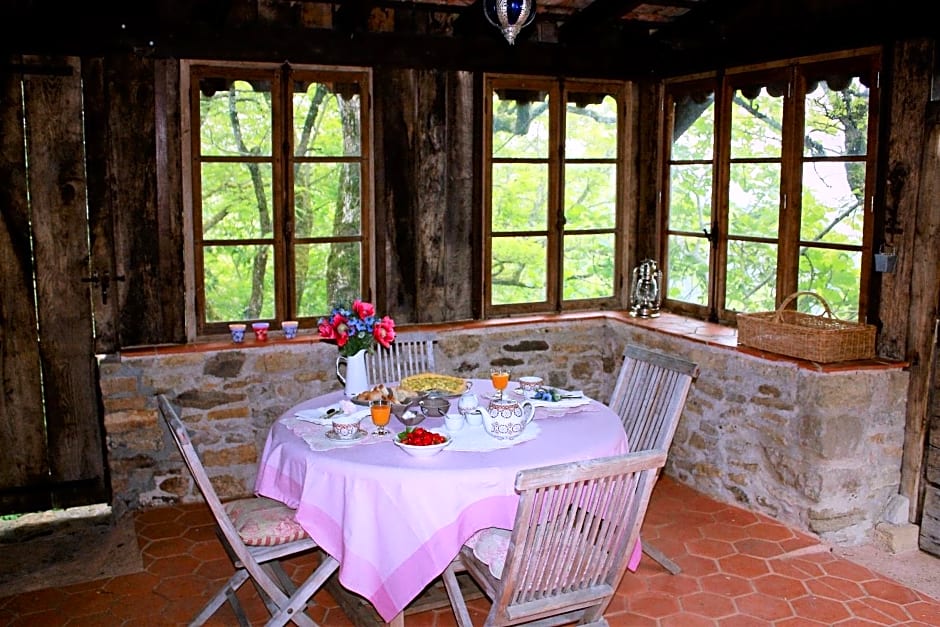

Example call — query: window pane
[295,162,362,238]
[203,244,275,322]
[294,242,361,317]
[666,234,709,305]
[562,234,614,299]
[725,240,777,312]
[199,79,272,157]
[294,81,362,158]
[564,164,616,229]
[669,164,712,231]
[805,76,868,158]
[730,85,783,159]
[201,163,273,239]
[565,92,617,159]
[672,94,715,161]
[728,163,780,237]
[492,90,549,158]
[798,248,861,319]
[492,163,548,231]
[491,236,546,304]
[800,162,864,244]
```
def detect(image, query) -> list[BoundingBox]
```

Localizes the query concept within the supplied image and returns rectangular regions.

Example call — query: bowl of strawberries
[394,427,451,458]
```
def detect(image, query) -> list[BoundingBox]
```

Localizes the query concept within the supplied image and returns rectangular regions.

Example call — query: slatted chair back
[157,394,337,627]
[608,345,699,455]
[445,450,667,627]
[365,331,437,384]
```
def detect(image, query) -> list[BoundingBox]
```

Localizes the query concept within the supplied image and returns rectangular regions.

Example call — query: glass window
[187,63,372,334]
[662,54,878,323]
[484,76,626,315]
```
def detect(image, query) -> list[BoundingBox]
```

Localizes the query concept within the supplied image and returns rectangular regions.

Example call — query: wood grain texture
[0,54,47,502]
[22,55,107,506]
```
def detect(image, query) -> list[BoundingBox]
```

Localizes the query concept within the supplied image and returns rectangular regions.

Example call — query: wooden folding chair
[442,450,667,627]
[157,394,339,627]
[607,344,699,574]
[365,331,437,384]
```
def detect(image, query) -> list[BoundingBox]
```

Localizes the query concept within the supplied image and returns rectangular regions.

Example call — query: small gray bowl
[418,396,450,418]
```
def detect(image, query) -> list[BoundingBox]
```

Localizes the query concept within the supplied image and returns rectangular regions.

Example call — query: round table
[254,379,629,623]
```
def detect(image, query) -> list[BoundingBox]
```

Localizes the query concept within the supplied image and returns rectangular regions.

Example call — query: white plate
[325,428,368,444]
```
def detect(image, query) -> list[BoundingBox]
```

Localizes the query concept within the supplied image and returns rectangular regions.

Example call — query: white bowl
[393,434,451,458]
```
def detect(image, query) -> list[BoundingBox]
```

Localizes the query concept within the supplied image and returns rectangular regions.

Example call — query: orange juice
[491,371,510,391]
[370,402,391,427]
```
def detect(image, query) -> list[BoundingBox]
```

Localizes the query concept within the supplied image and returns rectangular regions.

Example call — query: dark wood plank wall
[0,55,47,506]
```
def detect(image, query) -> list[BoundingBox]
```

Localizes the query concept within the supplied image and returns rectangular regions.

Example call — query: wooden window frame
[661,50,880,324]
[183,60,373,337]
[483,74,628,317]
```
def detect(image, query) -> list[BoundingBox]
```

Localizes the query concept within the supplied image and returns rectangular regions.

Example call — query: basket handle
[772,291,835,322]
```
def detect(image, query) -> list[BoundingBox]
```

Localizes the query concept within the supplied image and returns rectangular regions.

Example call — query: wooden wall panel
[22,55,107,505]
[375,67,474,323]
[0,55,47,502]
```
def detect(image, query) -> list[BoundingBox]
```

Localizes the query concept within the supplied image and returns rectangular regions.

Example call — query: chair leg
[442,561,474,627]
[265,554,340,627]
[642,542,682,575]
[190,569,251,626]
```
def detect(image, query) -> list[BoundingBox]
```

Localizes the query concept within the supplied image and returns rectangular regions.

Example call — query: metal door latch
[81,270,125,305]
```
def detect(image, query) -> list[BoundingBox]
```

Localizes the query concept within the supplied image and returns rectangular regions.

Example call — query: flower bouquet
[317,299,396,357]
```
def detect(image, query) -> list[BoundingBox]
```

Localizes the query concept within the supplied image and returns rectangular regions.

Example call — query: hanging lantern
[629,259,662,318]
[484,0,536,45]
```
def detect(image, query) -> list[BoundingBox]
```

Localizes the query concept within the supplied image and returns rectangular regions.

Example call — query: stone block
[874,522,920,554]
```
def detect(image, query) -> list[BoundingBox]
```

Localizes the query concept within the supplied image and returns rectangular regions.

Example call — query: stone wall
[100,317,909,546]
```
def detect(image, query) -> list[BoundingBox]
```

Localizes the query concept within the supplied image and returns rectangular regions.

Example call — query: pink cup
[251,322,269,341]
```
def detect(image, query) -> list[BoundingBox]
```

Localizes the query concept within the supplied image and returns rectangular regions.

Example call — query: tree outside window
[484,75,626,316]
[187,62,371,335]
[663,53,878,323]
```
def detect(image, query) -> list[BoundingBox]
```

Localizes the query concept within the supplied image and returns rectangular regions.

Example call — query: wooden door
[0,55,108,515]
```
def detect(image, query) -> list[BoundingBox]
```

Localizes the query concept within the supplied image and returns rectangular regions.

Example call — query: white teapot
[473,396,535,440]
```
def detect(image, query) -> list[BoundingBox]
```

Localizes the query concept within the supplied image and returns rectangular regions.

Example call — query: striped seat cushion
[224,497,309,546]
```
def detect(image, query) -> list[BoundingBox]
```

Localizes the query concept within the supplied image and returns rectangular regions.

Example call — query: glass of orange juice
[370,399,392,436]
[490,367,511,400]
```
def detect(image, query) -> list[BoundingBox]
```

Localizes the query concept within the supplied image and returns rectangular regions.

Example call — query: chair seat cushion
[465,527,511,578]
[224,497,309,546]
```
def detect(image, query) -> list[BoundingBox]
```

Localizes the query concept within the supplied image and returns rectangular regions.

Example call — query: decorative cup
[281,320,299,339]
[251,322,269,341]
[228,324,246,343]
[518,376,544,398]
[444,413,465,432]
[465,409,483,427]
[331,413,362,440]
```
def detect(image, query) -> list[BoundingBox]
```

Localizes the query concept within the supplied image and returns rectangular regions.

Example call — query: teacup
[331,413,362,440]
[281,320,299,339]
[444,413,465,432]
[518,376,543,398]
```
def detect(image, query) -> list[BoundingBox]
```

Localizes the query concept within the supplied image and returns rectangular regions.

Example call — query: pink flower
[372,316,397,348]
[317,320,337,340]
[353,299,375,319]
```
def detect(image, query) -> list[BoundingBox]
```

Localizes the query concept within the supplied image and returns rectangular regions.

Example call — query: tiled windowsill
[117,310,908,373]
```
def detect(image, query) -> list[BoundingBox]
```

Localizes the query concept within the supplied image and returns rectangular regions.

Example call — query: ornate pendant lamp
[484,0,536,45]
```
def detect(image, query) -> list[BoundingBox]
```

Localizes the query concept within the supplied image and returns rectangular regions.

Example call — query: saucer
[325,428,368,444]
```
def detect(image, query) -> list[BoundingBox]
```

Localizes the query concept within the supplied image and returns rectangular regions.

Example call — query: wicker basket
[736,291,876,363]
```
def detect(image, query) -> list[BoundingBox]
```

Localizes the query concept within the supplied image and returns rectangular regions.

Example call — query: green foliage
[197,74,364,325]
[668,70,871,320]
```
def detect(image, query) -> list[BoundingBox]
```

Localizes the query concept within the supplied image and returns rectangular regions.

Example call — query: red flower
[352,299,375,319]
[373,316,397,348]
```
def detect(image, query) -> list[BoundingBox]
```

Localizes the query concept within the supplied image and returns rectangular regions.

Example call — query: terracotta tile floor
[2,476,939,626]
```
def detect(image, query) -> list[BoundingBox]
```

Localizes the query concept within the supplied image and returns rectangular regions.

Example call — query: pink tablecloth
[254,379,632,622]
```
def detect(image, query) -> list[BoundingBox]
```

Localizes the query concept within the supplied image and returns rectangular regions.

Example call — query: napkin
[444,421,541,452]
[294,403,344,425]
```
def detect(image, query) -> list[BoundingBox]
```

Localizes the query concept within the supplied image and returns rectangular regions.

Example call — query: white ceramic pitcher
[336,349,369,397]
